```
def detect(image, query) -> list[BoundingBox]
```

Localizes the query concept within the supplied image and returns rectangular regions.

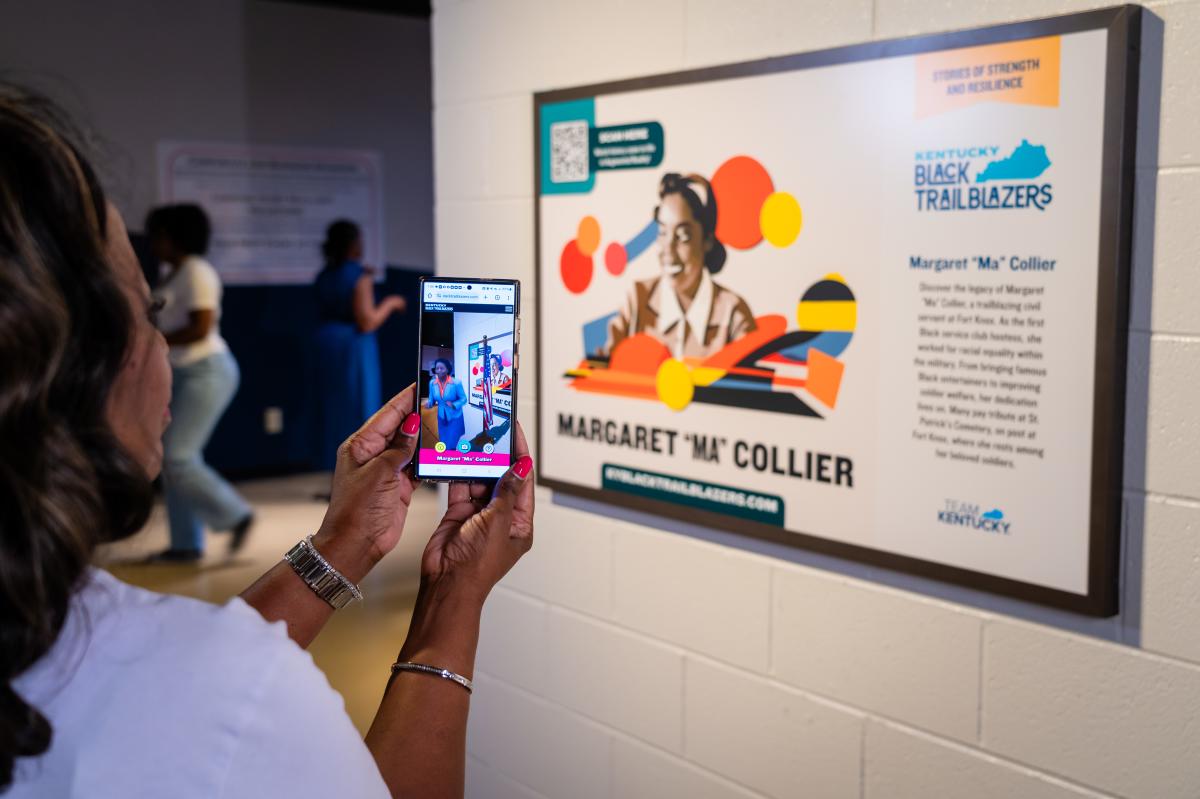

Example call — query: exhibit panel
[535,8,1139,614]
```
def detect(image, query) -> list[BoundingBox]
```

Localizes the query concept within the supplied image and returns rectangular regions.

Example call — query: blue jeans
[163,350,251,552]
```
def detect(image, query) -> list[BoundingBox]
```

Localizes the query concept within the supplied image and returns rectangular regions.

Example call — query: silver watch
[284,536,363,610]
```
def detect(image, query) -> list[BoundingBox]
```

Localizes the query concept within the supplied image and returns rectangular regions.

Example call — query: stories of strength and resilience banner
[536,20,1126,604]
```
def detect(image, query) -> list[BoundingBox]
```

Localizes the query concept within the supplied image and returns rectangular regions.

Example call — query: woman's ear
[704,234,714,254]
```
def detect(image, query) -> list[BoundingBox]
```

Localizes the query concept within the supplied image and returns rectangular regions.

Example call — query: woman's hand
[239,386,421,647]
[312,384,422,582]
[366,425,534,796]
[394,422,534,680]
[423,423,534,602]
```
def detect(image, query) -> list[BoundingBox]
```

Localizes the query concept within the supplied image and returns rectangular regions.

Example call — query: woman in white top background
[146,203,254,561]
[1,84,536,797]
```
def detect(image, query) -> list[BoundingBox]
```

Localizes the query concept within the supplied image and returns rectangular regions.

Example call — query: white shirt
[153,255,230,367]
[11,569,389,799]
[653,267,715,360]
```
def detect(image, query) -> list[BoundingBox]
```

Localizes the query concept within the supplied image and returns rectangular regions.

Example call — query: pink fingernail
[512,455,534,479]
[402,413,420,436]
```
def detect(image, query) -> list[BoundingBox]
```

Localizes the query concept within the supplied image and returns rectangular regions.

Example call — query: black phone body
[414,277,520,482]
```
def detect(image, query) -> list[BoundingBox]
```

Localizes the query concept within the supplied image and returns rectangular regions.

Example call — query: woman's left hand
[312,384,421,581]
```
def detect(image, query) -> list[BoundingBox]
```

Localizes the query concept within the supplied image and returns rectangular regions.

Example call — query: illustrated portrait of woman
[603,172,756,359]
[489,353,512,392]
[426,357,466,448]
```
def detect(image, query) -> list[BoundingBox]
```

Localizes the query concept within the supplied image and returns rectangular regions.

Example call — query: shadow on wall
[1121,9,1165,648]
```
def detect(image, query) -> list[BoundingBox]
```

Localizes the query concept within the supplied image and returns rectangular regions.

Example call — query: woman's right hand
[424,423,534,602]
[370,425,534,796]
[394,423,534,676]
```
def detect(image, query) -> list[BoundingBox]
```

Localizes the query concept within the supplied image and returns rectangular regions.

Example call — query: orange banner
[915,36,1060,118]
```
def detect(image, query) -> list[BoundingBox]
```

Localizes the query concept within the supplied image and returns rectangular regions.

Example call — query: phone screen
[415,278,519,481]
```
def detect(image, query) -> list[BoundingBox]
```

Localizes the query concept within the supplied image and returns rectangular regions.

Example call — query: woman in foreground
[0,85,533,798]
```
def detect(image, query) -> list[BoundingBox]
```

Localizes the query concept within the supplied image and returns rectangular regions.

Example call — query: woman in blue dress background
[426,358,466,449]
[313,220,406,470]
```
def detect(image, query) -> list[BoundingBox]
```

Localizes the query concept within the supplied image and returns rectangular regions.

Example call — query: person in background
[1,83,536,799]
[426,358,466,449]
[146,203,253,561]
[313,220,406,471]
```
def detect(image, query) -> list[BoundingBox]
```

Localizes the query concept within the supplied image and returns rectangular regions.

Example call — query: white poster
[157,142,384,285]
[535,11,1139,613]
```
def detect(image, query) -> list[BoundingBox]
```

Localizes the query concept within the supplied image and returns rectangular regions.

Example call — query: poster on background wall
[535,7,1141,614]
[157,142,384,285]
[468,332,515,416]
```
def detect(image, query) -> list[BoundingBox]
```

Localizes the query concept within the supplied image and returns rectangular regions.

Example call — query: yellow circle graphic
[434,442,447,453]
[655,359,694,411]
[759,192,802,247]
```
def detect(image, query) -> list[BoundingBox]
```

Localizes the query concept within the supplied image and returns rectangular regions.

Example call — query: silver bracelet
[391,661,473,694]
[283,535,363,609]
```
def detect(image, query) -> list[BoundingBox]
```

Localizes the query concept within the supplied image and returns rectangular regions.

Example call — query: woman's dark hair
[655,172,727,274]
[0,86,153,790]
[144,203,211,256]
[432,358,453,376]
[322,219,361,265]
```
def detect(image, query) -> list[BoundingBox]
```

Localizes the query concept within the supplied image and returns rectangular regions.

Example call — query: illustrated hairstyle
[321,219,361,266]
[433,358,453,375]
[655,172,727,274]
[144,202,211,256]
[0,85,153,790]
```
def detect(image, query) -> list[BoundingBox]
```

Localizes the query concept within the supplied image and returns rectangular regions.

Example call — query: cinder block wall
[431,2,1200,797]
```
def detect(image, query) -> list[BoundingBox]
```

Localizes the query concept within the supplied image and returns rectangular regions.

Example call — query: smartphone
[414,277,520,481]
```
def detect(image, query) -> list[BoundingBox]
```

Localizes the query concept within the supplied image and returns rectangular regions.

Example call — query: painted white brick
[614,737,767,799]
[685,658,862,799]
[467,757,548,799]
[614,528,770,671]
[530,0,687,93]
[437,0,686,102]
[501,501,614,617]
[1139,335,1200,500]
[772,568,983,742]
[432,0,542,104]
[683,0,872,67]
[982,620,1200,797]
[435,96,533,203]
[865,720,1109,799]
[1130,169,1200,335]
[874,0,1145,39]
[433,197,538,351]
[1157,1,1200,167]
[476,588,549,694]
[467,674,611,799]
[544,609,684,751]
[434,199,535,284]
[1140,496,1200,664]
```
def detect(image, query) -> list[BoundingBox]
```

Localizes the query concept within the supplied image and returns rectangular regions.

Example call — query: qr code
[550,120,589,183]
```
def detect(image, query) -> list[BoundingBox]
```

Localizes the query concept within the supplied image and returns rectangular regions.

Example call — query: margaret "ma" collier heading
[557,414,854,488]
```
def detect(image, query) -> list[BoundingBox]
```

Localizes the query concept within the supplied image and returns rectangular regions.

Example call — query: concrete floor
[99,472,444,735]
